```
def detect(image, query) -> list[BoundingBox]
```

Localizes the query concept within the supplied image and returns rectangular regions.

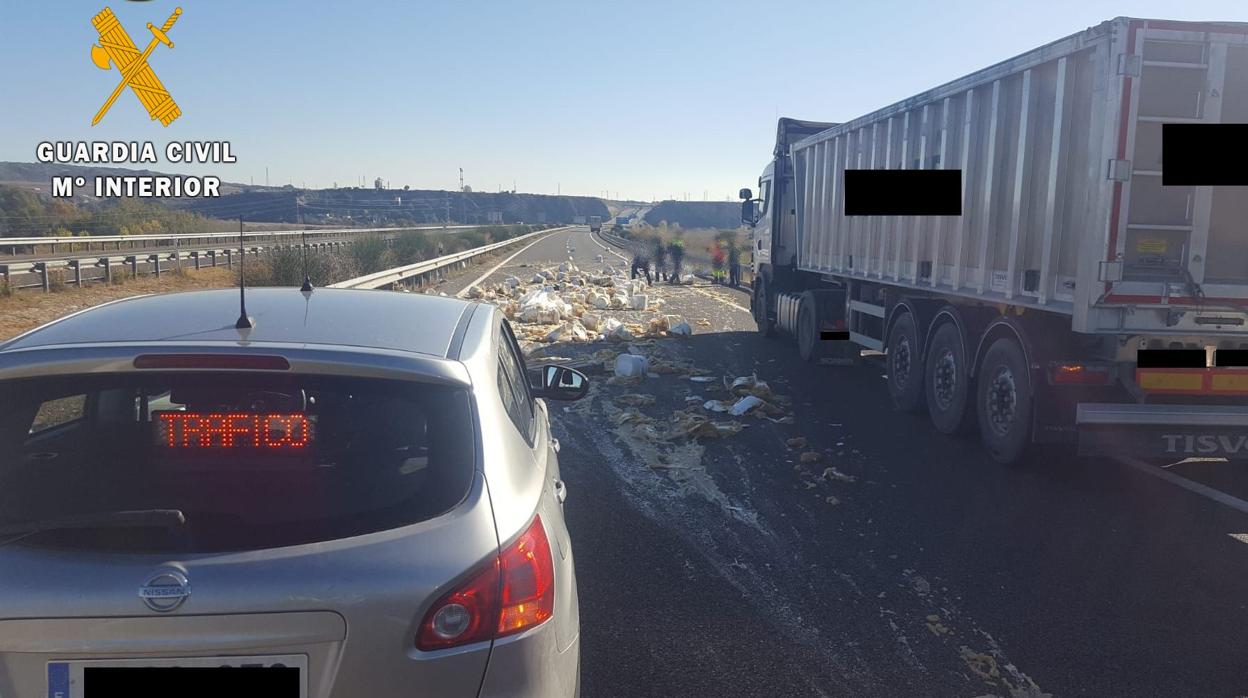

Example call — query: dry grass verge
[0,267,237,342]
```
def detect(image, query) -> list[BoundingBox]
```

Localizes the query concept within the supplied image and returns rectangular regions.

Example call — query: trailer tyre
[925,322,975,435]
[976,337,1033,464]
[886,312,925,413]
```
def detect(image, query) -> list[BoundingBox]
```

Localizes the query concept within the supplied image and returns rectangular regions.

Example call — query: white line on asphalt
[589,230,628,262]
[456,231,563,298]
[691,287,751,314]
[1118,455,1248,516]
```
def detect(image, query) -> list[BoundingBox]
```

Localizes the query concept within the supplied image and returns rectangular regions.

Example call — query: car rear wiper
[0,509,186,545]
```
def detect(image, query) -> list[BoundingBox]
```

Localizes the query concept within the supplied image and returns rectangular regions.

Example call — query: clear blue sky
[1,0,1244,201]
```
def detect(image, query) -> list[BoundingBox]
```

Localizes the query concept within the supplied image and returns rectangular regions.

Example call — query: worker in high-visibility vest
[711,241,727,284]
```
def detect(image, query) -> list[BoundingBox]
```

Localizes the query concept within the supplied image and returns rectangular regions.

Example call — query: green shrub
[348,234,392,275]
[392,231,435,266]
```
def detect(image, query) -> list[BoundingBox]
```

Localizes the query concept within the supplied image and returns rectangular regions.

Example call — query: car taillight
[497,514,555,637]
[416,515,554,651]
[416,559,500,651]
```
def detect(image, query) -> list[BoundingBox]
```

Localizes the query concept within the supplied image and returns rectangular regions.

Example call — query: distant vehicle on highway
[588,216,602,233]
[742,17,1248,464]
[0,287,588,697]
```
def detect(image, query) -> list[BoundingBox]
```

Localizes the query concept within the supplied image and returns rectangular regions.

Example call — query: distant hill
[0,161,728,229]
[177,188,611,227]
[644,201,743,230]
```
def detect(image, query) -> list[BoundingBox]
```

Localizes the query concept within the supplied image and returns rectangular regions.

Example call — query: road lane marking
[1118,455,1248,516]
[455,230,564,298]
[691,287,751,314]
[589,230,628,262]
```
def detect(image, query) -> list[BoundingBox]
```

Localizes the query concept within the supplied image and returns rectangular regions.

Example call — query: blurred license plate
[47,654,306,698]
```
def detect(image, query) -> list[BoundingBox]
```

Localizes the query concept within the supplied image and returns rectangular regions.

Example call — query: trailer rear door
[1110,21,1248,306]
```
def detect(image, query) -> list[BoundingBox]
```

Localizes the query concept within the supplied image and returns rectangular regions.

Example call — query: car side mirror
[738,188,753,200]
[532,364,589,401]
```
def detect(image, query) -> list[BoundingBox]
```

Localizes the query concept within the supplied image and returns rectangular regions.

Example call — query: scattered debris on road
[453,259,716,353]
[821,467,856,483]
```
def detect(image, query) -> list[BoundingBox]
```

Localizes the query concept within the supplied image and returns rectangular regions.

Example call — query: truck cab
[741,118,837,334]
[746,163,775,269]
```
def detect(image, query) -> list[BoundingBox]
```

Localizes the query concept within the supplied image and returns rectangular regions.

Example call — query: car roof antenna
[299,229,313,292]
[235,216,253,329]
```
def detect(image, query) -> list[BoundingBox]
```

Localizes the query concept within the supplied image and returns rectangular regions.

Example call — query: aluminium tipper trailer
[744,17,1248,463]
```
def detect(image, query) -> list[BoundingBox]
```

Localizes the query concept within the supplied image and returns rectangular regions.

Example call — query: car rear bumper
[478,619,578,698]
[1076,403,1248,459]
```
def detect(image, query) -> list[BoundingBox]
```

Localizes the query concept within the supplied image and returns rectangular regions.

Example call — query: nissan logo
[139,569,191,612]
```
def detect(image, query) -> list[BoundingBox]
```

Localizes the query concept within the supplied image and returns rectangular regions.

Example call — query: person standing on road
[667,238,685,285]
[630,238,652,285]
[728,238,741,287]
[711,241,727,285]
[652,235,668,282]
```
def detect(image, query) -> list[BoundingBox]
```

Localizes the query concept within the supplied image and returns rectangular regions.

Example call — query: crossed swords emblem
[90,6,183,126]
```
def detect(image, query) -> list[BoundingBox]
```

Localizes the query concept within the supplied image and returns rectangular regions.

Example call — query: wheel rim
[932,348,958,410]
[891,336,913,389]
[986,366,1017,437]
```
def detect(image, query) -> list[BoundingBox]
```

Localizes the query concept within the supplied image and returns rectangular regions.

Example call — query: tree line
[0,185,228,238]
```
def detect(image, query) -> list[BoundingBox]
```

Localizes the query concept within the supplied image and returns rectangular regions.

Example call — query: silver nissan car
[0,287,586,698]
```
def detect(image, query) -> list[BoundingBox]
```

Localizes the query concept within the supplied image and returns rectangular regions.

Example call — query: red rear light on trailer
[416,515,554,651]
[134,354,290,371]
[1048,362,1113,386]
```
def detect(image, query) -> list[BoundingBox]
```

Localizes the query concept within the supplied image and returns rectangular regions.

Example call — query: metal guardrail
[0,241,344,292]
[0,224,482,251]
[332,227,571,290]
[0,225,561,293]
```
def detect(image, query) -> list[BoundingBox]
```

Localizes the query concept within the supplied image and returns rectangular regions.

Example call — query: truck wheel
[886,312,925,413]
[797,291,822,362]
[753,280,776,337]
[925,322,975,434]
[976,337,1033,464]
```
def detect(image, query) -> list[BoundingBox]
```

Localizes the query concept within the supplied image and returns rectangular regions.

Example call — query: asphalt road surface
[437,227,1248,698]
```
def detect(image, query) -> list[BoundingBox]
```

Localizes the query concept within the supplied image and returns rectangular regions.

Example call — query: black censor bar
[1162,123,1248,186]
[843,169,962,216]
[1137,349,1206,369]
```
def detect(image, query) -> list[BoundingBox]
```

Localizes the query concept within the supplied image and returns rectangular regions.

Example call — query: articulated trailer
[742,17,1248,463]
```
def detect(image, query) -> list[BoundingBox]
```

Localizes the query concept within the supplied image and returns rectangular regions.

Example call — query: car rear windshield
[0,372,475,553]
